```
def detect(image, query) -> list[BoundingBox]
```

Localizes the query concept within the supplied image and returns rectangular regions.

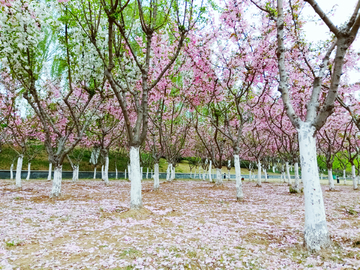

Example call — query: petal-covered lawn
[0,179,359,269]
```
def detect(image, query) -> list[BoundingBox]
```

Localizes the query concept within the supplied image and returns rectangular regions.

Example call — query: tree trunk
[116,168,118,179]
[26,162,31,181]
[128,165,131,179]
[166,164,170,181]
[234,155,243,200]
[351,165,358,190]
[15,155,23,188]
[154,163,160,190]
[286,162,291,185]
[124,169,127,179]
[103,155,109,186]
[76,165,79,181]
[294,162,300,192]
[130,146,142,209]
[298,123,330,251]
[47,163,52,180]
[273,165,275,173]
[249,170,252,182]
[101,165,104,180]
[328,168,335,190]
[72,165,77,182]
[256,160,262,187]
[209,160,212,183]
[51,165,62,197]
[216,167,222,185]
[10,163,14,180]
[263,168,268,182]
[146,167,149,179]
[93,167,96,179]
[343,170,346,185]
[171,164,175,181]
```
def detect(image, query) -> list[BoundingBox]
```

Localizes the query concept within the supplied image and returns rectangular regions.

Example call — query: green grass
[0,146,129,171]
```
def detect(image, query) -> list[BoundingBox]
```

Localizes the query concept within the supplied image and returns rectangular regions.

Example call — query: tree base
[303,222,331,252]
[255,184,262,187]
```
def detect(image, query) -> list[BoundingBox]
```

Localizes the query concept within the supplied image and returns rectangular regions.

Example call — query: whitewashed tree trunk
[146,167,149,179]
[209,161,212,182]
[294,162,300,192]
[171,164,175,181]
[166,164,170,181]
[298,124,330,251]
[10,163,14,180]
[15,155,23,188]
[228,169,231,180]
[256,160,262,187]
[351,165,358,190]
[234,155,243,200]
[203,169,206,180]
[76,165,79,181]
[124,169,127,179]
[72,165,77,182]
[286,162,291,185]
[272,165,275,173]
[101,165,104,180]
[103,155,109,185]
[115,168,118,179]
[127,165,131,180]
[47,163,52,180]
[130,146,142,209]
[93,167,96,179]
[216,168,222,185]
[263,169,268,182]
[51,165,62,197]
[328,168,335,190]
[154,163,160,190]
[343,170,346,185]
[249,171,252,182]
[26,163,31,181]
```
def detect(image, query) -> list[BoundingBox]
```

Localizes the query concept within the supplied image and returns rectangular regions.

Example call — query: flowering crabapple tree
[194,111,229,186]
[0,0,104,197]
[198,0,280,199]
[87,92,125,185]
[241,118,271,187]
[249,0,360,250]
[340,121,360,190]
[263,98,301,191]
[317,109,350,190]
[64,0,203,210]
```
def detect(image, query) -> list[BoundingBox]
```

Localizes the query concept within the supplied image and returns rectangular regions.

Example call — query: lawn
[0,179,359,269]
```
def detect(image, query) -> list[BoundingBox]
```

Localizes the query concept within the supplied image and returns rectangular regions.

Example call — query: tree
[262,0,360,250]
[0,0,104,196]
[65,0,203,209]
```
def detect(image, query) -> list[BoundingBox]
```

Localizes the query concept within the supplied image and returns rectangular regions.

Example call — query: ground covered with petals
[0,179,359,269]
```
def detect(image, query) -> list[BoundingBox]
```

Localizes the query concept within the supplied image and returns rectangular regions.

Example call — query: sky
[303,0,359,42]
